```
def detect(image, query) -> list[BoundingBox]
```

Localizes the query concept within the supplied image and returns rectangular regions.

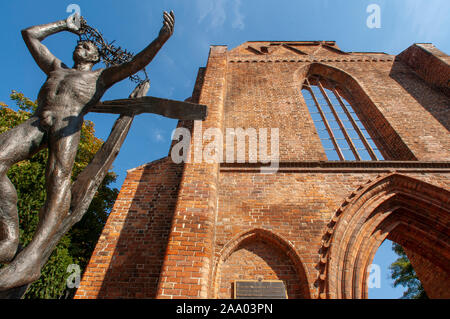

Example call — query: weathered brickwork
[75,158,183,298]
[397,43,450,98]
[405,248,450,299]
[76,41,450,299]
[217,239,304,299]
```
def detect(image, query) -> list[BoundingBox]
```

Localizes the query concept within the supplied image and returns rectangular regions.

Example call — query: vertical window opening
[302,75,385,161]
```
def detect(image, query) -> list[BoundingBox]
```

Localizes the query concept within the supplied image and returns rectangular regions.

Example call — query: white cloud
[151,128,165,143]
[399,0,450,40]
[232,0,245,30]
[155,133,164,142]
[381,0,450,53]
[197,0,214,22]
[196,0,245,30]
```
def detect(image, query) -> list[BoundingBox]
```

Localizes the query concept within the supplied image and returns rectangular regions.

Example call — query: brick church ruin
[75,41,450,299]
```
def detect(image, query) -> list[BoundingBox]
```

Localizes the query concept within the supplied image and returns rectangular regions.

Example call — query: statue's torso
[36,67,105,122]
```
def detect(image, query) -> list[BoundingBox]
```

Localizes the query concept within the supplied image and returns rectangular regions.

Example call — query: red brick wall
[156,46,228,299]
[321,172,450,299]
[75,158,183,298]
[214,169,449,299]
[223,48,450,161]
[217,239,303,299]
[76,41,450,299]
[224,61,327,162]
[405,248,450,299]
[397,43,450,97]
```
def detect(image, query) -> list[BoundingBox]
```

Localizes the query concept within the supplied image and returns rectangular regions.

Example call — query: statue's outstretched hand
[159,11,175,40]
[66,13,81,35]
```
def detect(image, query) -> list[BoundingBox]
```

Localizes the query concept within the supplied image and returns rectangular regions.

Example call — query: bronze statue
[0,11,206,297]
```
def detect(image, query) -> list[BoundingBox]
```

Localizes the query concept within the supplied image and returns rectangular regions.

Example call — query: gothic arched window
[302,75,384,161]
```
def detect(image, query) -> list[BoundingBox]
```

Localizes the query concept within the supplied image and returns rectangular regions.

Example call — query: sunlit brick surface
[76,42,450,299]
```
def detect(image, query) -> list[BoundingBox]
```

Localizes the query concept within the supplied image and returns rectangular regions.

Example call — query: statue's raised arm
[100,11,175,89]
[21,14,81,75]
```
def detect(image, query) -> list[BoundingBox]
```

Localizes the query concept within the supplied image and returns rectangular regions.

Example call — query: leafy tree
[389,243,428,299]
[0,91,118,299]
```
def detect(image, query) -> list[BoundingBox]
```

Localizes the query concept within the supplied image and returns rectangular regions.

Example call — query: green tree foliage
[389,243,428,299]
[0,91,118,299]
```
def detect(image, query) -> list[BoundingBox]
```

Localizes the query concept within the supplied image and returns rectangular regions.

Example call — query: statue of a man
[0,11,174,290]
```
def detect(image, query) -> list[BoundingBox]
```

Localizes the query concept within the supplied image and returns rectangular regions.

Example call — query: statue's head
[73,40,100,65]
[75,19,148,83]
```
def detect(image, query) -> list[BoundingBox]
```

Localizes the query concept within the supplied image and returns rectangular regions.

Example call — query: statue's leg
[0,117,80,290]
[30,117,81,252]
[0,116,46,263]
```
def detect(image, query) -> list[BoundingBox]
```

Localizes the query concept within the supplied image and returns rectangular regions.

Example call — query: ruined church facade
[75,41,450,299]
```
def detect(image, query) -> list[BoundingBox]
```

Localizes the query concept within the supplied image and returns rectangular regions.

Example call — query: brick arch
[294,62,377,98]
[320,173,450,299]
[294,62,417,160]
[212,228,311,299]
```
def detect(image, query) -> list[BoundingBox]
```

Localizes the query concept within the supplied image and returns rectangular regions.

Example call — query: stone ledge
[228,56,395,63]
[220,161,450,173]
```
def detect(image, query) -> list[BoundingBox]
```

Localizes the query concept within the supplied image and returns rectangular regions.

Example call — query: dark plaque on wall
[234,280,287,299]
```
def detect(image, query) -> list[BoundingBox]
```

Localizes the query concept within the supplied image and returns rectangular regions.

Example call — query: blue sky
[1,0,448,299]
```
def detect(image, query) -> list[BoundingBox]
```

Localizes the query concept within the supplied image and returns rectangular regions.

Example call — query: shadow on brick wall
[95,157,184,298]
[389,60,450,132]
